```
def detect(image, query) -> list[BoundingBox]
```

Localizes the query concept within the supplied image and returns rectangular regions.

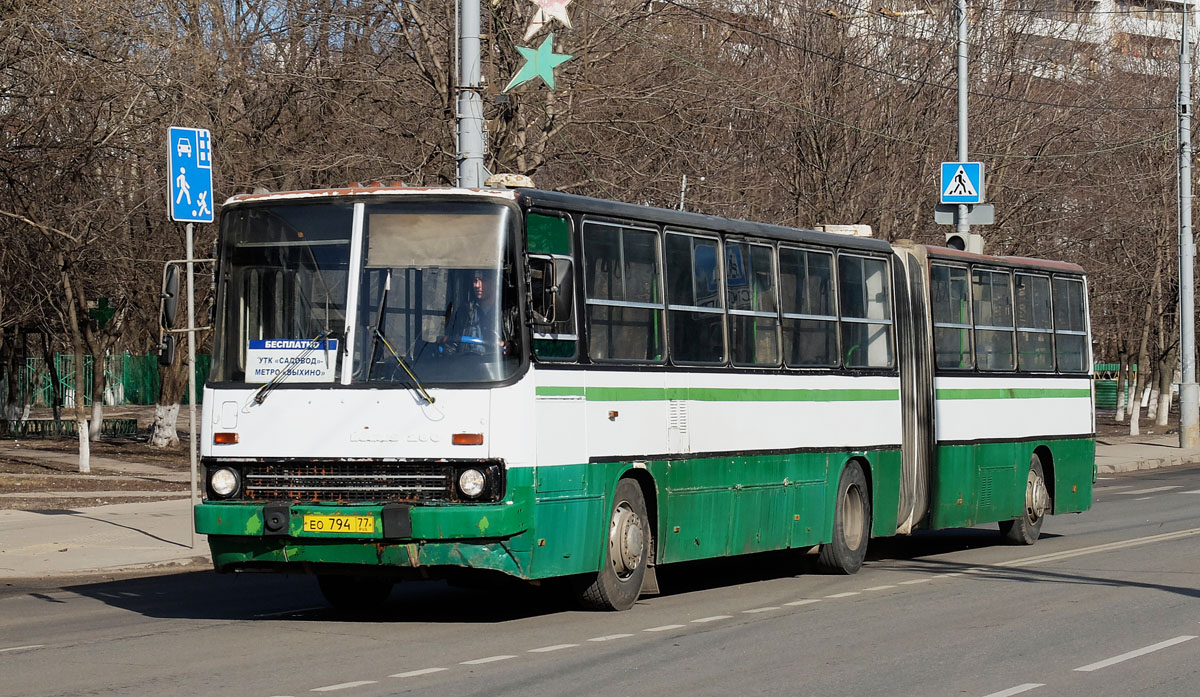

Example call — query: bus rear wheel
[576,478,651,611]
[999,454,1049,545]
[818,461,871,574]
[317,574,394,615]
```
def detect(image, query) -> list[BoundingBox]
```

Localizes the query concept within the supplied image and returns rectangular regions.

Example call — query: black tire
[1000,454,1049,545]
[317,575,394,615]
[576,478,651,611]
[818,461,871,574]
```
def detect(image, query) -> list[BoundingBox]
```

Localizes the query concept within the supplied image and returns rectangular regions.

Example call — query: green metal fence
[2,353,210,408]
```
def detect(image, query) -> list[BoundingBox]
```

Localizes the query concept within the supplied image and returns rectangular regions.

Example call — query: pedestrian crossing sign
[169,126,214,223]
[940,162,984,204]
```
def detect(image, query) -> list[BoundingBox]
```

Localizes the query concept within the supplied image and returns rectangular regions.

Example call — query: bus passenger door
[892,244,935,533]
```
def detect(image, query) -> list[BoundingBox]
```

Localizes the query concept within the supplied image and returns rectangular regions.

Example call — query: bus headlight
[458,468,486,498]
[209,467,241,498]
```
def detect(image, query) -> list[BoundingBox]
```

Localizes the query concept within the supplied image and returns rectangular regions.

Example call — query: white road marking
[981,683,1044,697]
[643,625,686,632]
[998,528,1200,568]
[1182,489,1200,494]
[1134,497,1152,501]
[389,668,447,678]
[460,655,516,665]
[253,606,325,618]
[311,681,377,692]
[528,644,578,652]
[0,645,45,653]
[863,585,896,591]
[692,615,732,623]
[743,606,780,613]
[900,578,931,585]
[825,592,860,598]
[784,599,821,606]
[588,634,633,642]
[1116,486,1182,495]
[1073,635,1197,672]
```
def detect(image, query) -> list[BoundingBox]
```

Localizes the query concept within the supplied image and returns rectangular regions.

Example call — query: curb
[1096,456,1200,475]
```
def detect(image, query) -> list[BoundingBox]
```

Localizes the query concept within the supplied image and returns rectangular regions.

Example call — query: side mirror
[529,256,574,331]
[161,264,180,328]
[158,333,176,366]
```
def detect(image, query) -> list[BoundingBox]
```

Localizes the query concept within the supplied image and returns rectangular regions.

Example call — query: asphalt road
[4,464,1200,697]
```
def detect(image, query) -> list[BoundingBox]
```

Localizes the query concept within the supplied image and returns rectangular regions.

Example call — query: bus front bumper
[195,500,531,578]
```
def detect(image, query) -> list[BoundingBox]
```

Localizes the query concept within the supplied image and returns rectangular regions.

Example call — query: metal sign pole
[956,0,969,239]
[187,222,198,548]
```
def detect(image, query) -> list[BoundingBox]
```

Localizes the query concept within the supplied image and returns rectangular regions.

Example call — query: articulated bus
[194,183,1095,611]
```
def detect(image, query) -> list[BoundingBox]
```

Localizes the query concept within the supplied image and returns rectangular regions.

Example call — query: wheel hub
[1026,470,1050,521]
[610,503,644,579]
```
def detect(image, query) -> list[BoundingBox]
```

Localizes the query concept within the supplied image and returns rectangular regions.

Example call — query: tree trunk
[149,403,181,448]
[41,332,62,421]
[1147,364,1161,421]
[1116,345,1130,422]
[1157,348,1179,427]
[150,343,189,449]
[57,251,89,473]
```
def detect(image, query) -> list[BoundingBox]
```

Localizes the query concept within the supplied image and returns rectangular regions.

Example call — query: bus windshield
[353,201,519,385]
[212,199,520,386]
[212,203,354,383]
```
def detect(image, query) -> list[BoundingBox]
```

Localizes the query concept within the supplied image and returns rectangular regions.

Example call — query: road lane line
[1134,497,1152,501]
[0,645,45,653]
[825,592,860,598]
[528,644,578,652]
[1181,489,1200,494]
[588,634,633,642]
[1073,636,1197,672]
[461,655,517,665]
[997,528,1200,568]
[1116,486,1182,495]
[389,668,447,678]
[644,625,686,632]
[863,585,896,591]
[785,599,821,606]
[900,578,931,585]
[692,615,732,623]
[311,681,378,692]
[743,607,780,614]
[981,683,1044,697]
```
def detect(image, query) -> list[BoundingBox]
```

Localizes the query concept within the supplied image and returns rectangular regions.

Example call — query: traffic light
[945,232,985,254]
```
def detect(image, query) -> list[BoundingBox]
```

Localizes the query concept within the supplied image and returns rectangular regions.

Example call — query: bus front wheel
[818,461,871,574]
[576,478,651,611]
[317,575,394,615]
[999,454,1049,545]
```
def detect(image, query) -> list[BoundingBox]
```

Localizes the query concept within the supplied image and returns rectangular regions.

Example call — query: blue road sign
[169,126,214,223]
[940,162,984,204]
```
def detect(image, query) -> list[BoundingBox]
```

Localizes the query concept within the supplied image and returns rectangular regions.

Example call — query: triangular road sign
[943,165,978,198]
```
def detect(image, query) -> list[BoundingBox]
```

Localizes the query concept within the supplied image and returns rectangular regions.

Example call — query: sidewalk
[0,435,1198,581]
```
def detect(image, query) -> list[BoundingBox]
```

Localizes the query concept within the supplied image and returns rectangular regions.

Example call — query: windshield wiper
[251,330,336,405]
[365,271,435,404]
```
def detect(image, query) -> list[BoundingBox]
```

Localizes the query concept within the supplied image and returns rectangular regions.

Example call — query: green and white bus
[194,183,1094,611]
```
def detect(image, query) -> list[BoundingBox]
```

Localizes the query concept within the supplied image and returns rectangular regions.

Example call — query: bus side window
[1015,273,1054,372]
[582,220,664,362]
[972,268,1015,371]
[779,247,838,367]
[931,263,972,370]
[1053,276,1088,373]
[665,231,725,364]
[528,212,577,361]
[838,254,893,369]
[727,241,780,367]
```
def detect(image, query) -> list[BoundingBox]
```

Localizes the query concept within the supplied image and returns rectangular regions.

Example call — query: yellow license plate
[302,514,375,534]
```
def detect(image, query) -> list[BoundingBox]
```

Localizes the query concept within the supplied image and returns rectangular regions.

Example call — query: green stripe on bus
[536,386,899,402]
[936,388,1091,400]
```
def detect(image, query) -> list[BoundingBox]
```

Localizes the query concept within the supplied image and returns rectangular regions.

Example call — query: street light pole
[1179,6,1198,448]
